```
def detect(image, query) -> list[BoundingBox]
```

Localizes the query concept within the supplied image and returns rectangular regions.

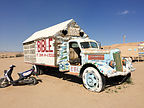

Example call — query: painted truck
[23,19,135,92]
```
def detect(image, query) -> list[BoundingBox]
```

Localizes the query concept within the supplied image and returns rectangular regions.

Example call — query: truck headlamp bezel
[122,59,127,66]
[109,60,116,68]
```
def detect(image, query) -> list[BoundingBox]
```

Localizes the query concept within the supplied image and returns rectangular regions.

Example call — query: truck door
[58,42,70,72]
[69,42,81,65]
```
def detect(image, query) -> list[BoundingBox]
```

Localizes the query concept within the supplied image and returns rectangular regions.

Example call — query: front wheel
[0,78,9,88]
[82,67,105,92]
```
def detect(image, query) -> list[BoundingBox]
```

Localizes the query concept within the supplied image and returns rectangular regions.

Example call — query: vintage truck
[23,19,135,92]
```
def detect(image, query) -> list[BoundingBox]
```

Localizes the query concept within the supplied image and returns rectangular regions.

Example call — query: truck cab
[68,38,99,65]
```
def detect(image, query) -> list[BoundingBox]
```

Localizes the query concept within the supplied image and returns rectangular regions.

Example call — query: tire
[82,67,105,92]
[33,65,44,75]
[0,78,9,88]
[29,77,38,85]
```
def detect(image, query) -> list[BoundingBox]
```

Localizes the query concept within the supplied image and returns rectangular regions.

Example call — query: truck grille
[113,52,123,72]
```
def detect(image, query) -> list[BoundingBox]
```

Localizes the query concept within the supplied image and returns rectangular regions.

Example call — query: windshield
[90,42,98,48]
[80,42,90,48]
[80,42,98,49]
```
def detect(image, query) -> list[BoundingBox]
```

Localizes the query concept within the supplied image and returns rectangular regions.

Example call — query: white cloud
[118,10,129,15]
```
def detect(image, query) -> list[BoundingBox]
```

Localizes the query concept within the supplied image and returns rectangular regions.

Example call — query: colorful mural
[58,42,70,71]
[81,48,134,77]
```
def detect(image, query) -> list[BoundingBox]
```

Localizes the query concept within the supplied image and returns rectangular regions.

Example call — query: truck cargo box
[23,19,88,66]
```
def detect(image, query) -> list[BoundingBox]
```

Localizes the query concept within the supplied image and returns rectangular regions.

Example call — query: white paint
[23,19,74,43]
[35,38,55,66]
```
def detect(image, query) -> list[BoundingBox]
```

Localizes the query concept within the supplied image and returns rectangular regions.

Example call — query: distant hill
[102,42,143,49]
[102,42,144,60]
[0,52,23,59]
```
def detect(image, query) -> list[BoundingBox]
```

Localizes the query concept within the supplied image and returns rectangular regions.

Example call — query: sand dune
[103,42,144,60]
[102,42,141,49]
[0,56,144,108]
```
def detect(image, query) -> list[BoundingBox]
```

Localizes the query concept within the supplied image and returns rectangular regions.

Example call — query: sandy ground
[0,57,144,108]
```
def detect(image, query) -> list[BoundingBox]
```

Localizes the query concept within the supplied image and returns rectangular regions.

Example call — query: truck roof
[69,37,96,43]
[23,19,88,44]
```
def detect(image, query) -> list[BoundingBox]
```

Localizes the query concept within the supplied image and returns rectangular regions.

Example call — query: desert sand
[0,56,144,108]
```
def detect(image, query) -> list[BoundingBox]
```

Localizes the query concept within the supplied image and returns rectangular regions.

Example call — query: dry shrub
[9,56,15,58]
[16,53,24,57]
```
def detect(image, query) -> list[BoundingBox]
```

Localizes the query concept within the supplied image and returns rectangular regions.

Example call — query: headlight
[122,59,127,66]
[109,60,116,68]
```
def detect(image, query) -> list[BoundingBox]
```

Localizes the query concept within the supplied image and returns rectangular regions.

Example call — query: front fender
[93,62,115,76]
[124,58,136,72]
[80,62,115,77]
[94,61,135,78]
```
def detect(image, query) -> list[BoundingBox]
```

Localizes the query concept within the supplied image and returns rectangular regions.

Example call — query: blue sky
[0,0,144,51]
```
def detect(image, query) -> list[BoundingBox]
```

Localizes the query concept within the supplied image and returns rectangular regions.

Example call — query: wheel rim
[29,77,37,85]
[31,78,34,83]
[82,67,103,92]
[86,71,98,88]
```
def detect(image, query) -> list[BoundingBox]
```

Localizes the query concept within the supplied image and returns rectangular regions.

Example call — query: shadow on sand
[44,70,83,84]
[43,68,130,89]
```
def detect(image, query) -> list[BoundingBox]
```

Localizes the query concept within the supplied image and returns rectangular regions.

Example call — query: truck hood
[81,48,110,54]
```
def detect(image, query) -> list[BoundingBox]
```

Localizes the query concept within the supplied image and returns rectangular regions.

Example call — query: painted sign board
[35,38,55,66]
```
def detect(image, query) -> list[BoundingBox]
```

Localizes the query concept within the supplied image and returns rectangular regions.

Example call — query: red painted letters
[37,38,53,52]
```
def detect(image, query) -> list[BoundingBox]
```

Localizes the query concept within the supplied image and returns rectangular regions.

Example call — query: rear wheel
[29,77,38,85]
[33,65,44,75]
[82,67,105,92]
[0,78,9,88]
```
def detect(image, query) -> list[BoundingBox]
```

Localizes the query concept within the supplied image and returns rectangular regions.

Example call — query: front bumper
[107,68,136,78]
